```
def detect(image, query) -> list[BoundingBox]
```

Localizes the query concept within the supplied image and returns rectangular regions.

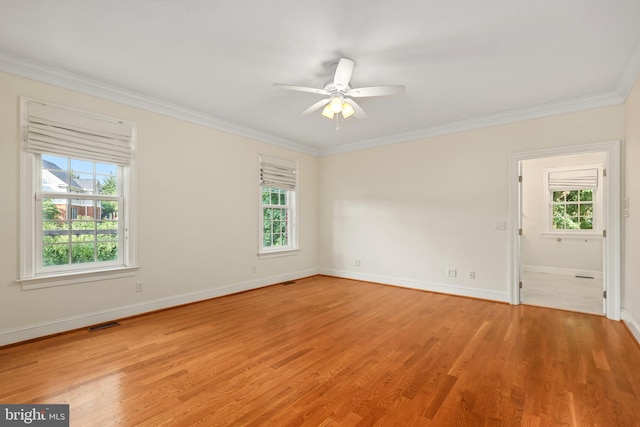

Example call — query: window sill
[542,232,601,240]
[257,249,300,259]
[18,266,140,290]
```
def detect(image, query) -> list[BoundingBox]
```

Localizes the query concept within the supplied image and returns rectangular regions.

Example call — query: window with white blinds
[19,98,138,287]
[259,154,298,256]
[543,165,602,235]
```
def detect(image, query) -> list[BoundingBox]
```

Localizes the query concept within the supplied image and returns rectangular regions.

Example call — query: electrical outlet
[469,271,475,279]
[252,265,256,274]
[447,269,457,278]
[136,282,143,292]
[355,260,361,267]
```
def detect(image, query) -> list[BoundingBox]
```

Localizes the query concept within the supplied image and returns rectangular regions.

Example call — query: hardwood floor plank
[1,276,639,426]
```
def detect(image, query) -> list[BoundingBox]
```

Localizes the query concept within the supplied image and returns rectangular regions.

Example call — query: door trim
[508,140,621,320]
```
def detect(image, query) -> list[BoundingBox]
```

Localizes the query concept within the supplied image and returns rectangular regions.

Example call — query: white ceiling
[1,0,640,155]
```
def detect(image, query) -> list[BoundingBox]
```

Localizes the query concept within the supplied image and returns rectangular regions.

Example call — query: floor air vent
[88,321,120,332]
[282,281,296,285]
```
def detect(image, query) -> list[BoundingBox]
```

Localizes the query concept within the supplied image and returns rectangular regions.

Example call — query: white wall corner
[617,35,640,99]
[0,268,319,347]
[621,309,640,346]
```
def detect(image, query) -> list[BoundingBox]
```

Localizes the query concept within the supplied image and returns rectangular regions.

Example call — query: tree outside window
[552,189,593,230]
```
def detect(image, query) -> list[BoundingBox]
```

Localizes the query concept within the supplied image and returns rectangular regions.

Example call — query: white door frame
[508,140,621,320]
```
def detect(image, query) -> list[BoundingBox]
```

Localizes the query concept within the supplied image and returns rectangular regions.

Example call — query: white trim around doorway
[508,140,621,320]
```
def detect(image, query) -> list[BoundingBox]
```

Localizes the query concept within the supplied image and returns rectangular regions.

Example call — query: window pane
[262,190,270,204]
[97,220,118,241]
[97,242,118,261]
[566,191,579,202]
[566,204,578,216]
[99,175,117,196]
[70,158,94,174]
[101,200,118,220]
[42,156,69,193]
[43,244,69,266]
[580,190,593,201]
[74,172,96,193]
[553,191,566,202]
[553,205,565,216]
[271,192,280,204]
[580,204,593,217]
[71,243,95,264]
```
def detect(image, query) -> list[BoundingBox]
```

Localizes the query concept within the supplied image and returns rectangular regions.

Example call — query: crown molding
[0,52,319,156]
[318,90,625,156]
[0,51,633,158]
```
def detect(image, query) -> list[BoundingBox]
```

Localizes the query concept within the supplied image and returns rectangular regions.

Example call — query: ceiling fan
[273,58,405,122]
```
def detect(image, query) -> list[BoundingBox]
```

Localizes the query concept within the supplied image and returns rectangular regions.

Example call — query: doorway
[508,141,621,320]
[519,153,605,315]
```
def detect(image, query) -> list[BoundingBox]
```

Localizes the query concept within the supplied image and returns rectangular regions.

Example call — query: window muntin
[38,154,122,272]
[258,154,298,255]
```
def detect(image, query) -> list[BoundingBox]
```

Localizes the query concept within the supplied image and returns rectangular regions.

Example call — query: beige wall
[318,105,624,300]
[624,76,640,336]
[0,72,318,345]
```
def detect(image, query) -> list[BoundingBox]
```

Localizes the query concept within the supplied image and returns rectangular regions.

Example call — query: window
[259,154,297,256]
[40,155,121,269]
[551,189,593,230]
[543,165,602,236]
[19,98,137,287]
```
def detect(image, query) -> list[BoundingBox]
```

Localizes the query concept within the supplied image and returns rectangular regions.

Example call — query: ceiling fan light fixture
[321,104,335,119]
[341,102,355,119]
[330,96,343,114]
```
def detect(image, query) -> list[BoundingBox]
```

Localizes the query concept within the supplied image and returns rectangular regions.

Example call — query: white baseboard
[622,309,640,346]
[523,265,603,279]
[0,268,318,347]
[318,268,510,303]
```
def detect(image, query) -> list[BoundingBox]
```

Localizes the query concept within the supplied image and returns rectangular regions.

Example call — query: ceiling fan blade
[347,85,405,97]
[333,58,354,89]
[299,99,330,116]
[273,83,329,95]
[344,98,367,120]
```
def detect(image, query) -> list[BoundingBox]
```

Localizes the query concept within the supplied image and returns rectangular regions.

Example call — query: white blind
[548,168,598,190]
[260,154,297,191]
[24,99,134,166]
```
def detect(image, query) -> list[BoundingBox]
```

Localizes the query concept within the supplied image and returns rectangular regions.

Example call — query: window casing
[259,154,298,256]
[542,165,602,237]
[19,98,137,288]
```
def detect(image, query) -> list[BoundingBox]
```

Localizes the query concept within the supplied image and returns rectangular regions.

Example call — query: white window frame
[18,98,138,290]
[258,154,298,258]
[542,164,603,239]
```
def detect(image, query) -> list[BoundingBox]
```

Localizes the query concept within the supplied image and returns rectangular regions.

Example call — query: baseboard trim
[522,265,603,279]
[622,309,640,346]
[0,268,318,346]
[318,268,509,303]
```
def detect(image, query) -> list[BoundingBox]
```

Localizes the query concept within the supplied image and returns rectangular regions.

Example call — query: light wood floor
[1,276,640,426]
